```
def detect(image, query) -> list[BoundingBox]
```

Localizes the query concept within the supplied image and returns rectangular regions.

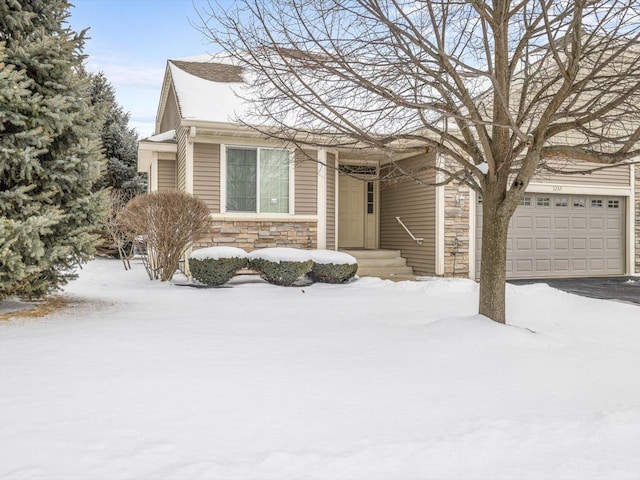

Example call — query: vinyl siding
[193,143,221,213]
[157,159,176,191]
[532,159,631,187]
[380,153,437,275]
[294,149,318,215]
[176,127,187,192]
[159,84,181,133]
[326,152,336,249]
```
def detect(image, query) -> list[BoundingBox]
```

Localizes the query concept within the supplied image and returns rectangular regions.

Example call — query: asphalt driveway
[509,276,640,305]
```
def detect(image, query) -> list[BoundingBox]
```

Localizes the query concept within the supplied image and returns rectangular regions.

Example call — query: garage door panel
[607,218,622,229]
[535,238,551,250]
[571,258,587,272]
[589,238,604,250]
[514,259,532,273]
[476,194,625,278]
[554,238,569,250]
[535,217,551,228]
[516,217,532,228]
[515,238,532,251]
[572,217,587,229]
[607,238,622,249]
[607,258,623,270]
[554,259,570,272]
[535,259,551,272]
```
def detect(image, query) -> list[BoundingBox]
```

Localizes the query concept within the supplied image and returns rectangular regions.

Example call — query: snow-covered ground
[1,259,640,479]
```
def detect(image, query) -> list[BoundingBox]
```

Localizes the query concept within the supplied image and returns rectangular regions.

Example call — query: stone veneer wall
[443,182,470,277]
[194,221,317,251]
[636,165,639,273]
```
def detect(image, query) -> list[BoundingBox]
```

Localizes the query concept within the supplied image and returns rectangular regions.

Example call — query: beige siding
[326,153,336,249]
[295,149,318,215]
[159,84,180,133]
[193,143,221,213]
[176,127,187,192]
[379,153,437,275]
[532,159,631,187]
[157,159,176,191]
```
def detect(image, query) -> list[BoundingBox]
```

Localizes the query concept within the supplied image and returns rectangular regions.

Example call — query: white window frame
[220,144,295,215]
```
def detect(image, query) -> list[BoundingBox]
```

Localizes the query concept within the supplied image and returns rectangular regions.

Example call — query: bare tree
[118,192,212,281]
[102,190,137,270]
[199,0,640,323]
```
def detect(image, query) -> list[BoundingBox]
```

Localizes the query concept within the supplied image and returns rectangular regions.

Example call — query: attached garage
[475,193,626,278]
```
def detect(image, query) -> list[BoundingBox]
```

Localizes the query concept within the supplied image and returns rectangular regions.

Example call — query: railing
[395,217,424,245]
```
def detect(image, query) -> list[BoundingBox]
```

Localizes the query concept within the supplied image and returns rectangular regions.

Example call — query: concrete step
[357,266,415,277]
[355,257,408,268]
[340,249,401,259]
[340,249,414,278]
[375,274,420,282]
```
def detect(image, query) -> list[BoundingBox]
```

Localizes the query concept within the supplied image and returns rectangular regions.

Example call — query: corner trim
[317,149,328,249]
[628,163,636,274]
[468,188,477,280]
[435,155,445,275]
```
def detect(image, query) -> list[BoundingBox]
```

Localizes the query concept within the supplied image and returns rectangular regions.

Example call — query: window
[608,199,620,209]
[537,196,550,207]
[519,196,531,206]
[555,197,568,207]
[573,198,586,208]
[226,147,290,213]
[367,182,374,214]
[591,199,603,208]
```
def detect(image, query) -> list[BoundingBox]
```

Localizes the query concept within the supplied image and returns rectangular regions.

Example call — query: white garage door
[476,194,625,278]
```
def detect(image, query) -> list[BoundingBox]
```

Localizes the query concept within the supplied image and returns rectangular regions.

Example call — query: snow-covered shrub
[248,248,313,286]
[309,250,358,284]
[189,247,248,286]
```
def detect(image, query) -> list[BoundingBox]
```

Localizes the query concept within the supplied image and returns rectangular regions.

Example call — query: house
[138,54,640,279]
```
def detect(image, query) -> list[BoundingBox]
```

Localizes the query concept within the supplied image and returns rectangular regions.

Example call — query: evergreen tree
[0,0,107,300]
[89,72,146,195]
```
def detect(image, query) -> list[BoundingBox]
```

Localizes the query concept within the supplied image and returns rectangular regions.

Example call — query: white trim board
[435,155,445,276]
[317,149,328,249]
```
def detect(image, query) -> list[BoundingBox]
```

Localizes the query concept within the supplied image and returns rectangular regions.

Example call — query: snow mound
[310,249,356,265]
[248,247,312,263]
[190,246,248,260]
[422,315,542,346]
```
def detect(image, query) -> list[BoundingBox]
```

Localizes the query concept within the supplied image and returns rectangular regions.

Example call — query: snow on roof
[145,129,176,142]
[169,57,248,123]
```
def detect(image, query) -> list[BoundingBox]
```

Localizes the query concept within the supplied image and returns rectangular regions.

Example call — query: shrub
[118,192,211,281]
[189,247,248,286]
[309,250,358,283]
[248,248,313,286]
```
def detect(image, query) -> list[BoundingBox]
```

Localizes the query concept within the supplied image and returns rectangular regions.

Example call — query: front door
[339,174,365,248]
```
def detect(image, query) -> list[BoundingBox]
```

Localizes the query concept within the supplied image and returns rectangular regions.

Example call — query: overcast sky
[68,0,222,138]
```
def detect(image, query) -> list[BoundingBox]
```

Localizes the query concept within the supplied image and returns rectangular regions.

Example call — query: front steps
[341,249,415,279]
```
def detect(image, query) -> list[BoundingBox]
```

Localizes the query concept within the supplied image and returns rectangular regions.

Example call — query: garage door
[475,194,625,278]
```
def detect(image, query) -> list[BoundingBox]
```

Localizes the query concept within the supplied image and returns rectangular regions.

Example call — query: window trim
[220,143,295,215]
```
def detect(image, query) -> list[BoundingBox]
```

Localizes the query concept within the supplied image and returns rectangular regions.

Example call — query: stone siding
[195,220,317,251]
[443,182,470,277]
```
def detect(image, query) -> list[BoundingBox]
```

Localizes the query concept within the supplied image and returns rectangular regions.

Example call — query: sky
[68,0,225,139]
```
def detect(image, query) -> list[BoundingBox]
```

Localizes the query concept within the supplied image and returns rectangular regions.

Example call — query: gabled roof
[155,54,248,131]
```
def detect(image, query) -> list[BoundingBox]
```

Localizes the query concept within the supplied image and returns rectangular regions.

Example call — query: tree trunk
[478,196,511,324]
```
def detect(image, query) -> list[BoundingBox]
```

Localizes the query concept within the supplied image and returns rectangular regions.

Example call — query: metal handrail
[395,217,424,245]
